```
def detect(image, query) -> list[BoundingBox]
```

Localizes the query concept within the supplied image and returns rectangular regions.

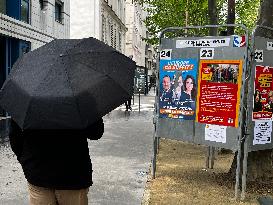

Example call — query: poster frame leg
[152,135,157,179]
[210,147,215,169]
[235,137,242,200]
[206,146,215,169]
[241,136,249,200]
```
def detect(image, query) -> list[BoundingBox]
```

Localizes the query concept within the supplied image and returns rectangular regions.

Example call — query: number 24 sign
[160,49,172,60]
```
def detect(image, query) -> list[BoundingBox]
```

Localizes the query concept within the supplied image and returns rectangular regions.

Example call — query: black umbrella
[0,37,135,129]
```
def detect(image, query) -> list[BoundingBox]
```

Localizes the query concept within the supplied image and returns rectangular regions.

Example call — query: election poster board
[252,65,273,120]
[157,33,247,150]
[159,59,198,120]
[196,60,243,127]
[247,35,273,151]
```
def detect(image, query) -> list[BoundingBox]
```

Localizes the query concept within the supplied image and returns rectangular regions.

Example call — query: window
[110,24,114,47]
[1,0,30,23]
[0,0,6,14]
[21,0,29,23]
[55,1,63,23]
[107,19,111,46]
[113,27,117,49]
[118,31,122,52]
[101,15,107,43]
[19,40,31,56]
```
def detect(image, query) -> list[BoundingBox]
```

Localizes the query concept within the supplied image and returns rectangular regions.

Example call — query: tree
[143,0,209,45]
[255,0,273,38]
[208,0,218,35]
[235,0,260,30]
[142,0,259,45]
[227,0,235,35]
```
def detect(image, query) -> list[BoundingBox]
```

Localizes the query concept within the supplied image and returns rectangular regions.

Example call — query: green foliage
[143,0,209,45]
[218,0,260,33]
[142,0,260,45]
[235,0,260,30]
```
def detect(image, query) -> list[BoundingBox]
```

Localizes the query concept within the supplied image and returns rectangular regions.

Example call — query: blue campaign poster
[159,59,198,120]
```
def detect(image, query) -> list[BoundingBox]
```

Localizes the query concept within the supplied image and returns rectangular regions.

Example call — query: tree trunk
[227,0,235,35]
[255,0,273,38]
[208,0,218,35]
[229,0,273,182]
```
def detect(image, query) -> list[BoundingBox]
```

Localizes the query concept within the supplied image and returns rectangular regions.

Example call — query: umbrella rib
[62,61,85,127]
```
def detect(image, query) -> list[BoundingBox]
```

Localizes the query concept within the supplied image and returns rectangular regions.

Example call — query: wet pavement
[0,91,156,205]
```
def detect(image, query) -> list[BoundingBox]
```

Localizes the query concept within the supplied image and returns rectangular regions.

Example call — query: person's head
[269,96,273,103]
[184,75,195,92]
[254,90,261,102]
[162,75,171,91]
[184,75,196,98]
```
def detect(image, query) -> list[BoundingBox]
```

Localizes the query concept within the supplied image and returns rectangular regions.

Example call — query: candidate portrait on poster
[159,59,198,120]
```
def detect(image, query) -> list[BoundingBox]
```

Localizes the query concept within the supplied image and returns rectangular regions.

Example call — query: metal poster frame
[152,24,249,200]
[240,25,273,200]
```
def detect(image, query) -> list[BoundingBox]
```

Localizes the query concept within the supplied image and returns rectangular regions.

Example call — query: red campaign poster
[252,65,273,120]
[196,60,243,127]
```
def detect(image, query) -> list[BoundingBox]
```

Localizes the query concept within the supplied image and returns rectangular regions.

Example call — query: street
[0,92,155,205]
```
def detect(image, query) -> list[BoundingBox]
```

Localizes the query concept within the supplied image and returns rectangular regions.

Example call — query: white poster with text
[205,124,227,143]
[253,121,272,145]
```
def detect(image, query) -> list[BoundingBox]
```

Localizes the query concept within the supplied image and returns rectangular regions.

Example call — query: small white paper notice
[205,124,227,143]
[253,121,272,145]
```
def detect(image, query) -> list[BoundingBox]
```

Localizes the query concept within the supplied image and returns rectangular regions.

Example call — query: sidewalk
[89,90,155,204]
[0,91,156,205]
[115,89,156,113]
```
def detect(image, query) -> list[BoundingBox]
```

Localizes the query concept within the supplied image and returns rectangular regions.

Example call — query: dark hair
[183,75,196,99]
[254,90,261,101]
[163,75,171,80]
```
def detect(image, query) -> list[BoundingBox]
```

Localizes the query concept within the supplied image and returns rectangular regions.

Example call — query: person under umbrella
[9,117,104,205]
[1,37,135,205]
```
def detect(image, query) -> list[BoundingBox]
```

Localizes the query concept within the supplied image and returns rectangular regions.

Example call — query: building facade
[125,1,156,89]
[125,1,144,66]
[0,0,70,87]
[70,0,127,54]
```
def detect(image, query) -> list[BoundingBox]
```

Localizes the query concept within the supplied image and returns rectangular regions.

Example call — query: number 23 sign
[200,48,214,59]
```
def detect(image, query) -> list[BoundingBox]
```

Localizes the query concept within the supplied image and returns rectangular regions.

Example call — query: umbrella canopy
[0,37,135,129]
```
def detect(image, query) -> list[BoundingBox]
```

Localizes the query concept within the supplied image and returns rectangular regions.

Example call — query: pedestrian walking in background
[9,118,104,205]
[125,96,132,111]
